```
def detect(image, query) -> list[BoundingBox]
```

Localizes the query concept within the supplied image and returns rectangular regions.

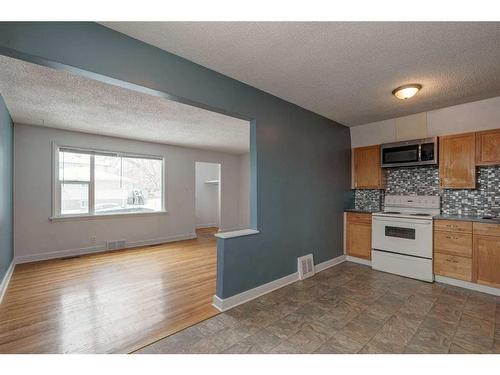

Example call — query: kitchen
[2,20,500,359]
[345,99,500,296]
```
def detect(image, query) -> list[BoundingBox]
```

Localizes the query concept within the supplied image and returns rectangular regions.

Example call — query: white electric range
[371,195,440,282]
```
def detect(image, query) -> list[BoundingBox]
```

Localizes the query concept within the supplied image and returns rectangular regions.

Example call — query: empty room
[0,55,250,353]
[1,2,500,374]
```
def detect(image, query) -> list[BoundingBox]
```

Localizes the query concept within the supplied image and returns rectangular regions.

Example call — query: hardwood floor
[0,227,219,353]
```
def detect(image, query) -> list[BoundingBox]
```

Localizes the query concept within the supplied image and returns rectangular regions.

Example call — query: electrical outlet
[90,236,97,244]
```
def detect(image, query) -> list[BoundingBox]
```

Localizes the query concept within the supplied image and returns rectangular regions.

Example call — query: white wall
[350,96,500,147]
[239,153,250,229]
[195,162,220,228]
[13,124,250,262]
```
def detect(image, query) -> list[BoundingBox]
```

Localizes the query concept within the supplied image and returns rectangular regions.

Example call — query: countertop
[344,208,380,214]
[433,214,500,224]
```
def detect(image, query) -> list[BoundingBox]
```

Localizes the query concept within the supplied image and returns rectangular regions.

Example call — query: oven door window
[382,145,419,164]
[385,226,416,240]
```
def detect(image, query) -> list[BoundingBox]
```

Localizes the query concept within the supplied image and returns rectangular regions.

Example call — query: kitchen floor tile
[136,261,500,354]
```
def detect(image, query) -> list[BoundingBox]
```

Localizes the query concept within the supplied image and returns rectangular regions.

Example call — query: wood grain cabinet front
[351,145,383,189]
[439,133,476,189]
[434,231,472,258]
[434,221,500,288]
[473,223,500,288]
[476,129,500,166]
[345,212,372,260]
[434,253,472,281]
[434,220,473,281]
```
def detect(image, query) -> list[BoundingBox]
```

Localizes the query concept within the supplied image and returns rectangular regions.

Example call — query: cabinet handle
[446,258,458,263]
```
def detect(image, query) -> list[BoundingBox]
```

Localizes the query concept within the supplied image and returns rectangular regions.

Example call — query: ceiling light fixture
[392,84,422,100]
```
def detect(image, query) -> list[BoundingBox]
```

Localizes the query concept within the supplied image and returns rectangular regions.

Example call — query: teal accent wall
[0,22,352,298]
[0,95,13,282]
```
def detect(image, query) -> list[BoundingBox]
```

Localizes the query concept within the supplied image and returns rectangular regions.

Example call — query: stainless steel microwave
[380,137,438,168]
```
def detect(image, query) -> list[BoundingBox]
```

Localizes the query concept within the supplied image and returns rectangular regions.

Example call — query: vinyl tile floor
[135,262,500,354]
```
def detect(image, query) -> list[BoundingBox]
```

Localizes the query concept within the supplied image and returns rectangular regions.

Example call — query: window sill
[49,210,168,222]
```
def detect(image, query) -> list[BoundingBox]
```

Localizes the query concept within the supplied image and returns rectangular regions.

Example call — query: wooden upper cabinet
[352,145,382,189]
[439,132,476,189]
[476,129,500,166]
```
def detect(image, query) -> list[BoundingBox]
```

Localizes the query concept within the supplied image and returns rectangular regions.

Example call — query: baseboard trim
[315,255,346,273]
[15,233,197,264]
[346,255,372,266]
[196,223,218,229]
[435,275,500,297]
[212,272,298,312]
[0,261,15,304]
[212,254,346,312]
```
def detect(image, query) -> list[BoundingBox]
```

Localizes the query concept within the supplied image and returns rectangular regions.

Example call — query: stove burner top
[383,211,401,214]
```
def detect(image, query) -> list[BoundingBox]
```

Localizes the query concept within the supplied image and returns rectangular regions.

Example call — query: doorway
[195,162,221,231]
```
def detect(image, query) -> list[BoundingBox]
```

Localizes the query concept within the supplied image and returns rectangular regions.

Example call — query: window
[55,146,164,218]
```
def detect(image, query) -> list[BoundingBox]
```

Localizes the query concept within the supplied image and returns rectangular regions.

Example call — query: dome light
[392,84,422,100]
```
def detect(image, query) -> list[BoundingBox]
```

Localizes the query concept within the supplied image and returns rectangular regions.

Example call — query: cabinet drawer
[434,231,472,257]
[473,222,500,237]
[346,212,372,224]
[434,253,472,281]
[434,220,472,233]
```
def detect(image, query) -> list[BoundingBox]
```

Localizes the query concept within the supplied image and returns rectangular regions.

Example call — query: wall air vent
[106,240,126,251]
[297,254,315,280]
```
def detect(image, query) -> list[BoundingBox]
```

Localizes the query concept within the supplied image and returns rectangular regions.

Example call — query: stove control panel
[384,195,440,209]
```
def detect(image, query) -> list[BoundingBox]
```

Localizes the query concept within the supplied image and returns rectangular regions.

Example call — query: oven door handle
[372,218,432,225]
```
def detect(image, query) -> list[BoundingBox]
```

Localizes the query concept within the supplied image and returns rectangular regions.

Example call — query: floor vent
[297,254,315,280]
[106,240,126,251]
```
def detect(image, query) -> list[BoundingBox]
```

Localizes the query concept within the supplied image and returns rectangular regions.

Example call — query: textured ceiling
[101,22,500,126]
[0,56,249,153]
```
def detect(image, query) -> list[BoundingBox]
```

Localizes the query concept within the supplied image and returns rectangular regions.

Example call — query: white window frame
[51,143,166,221]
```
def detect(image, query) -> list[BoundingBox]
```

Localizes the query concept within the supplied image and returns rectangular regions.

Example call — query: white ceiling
[101,22,500,126]
[0,56,249,154]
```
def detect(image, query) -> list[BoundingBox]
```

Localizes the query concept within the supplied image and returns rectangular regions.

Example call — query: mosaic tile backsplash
[353,165,500,217]
[354,189,382,211]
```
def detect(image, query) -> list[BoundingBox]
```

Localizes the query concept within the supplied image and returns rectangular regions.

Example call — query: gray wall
[0,22,352,299]
[0,95,13,281]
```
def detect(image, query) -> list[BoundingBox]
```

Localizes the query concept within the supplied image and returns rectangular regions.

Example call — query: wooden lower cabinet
[434,220,500,289]
[473,227,500,288]
[434,220,472,281]
[345,212,372,260]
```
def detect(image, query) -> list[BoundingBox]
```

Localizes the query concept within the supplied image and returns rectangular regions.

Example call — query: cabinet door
[352,145,382,189]
[439,133,476,189]
[476,129,500,166]
[346,221,372,260]
[473,235,500,288]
